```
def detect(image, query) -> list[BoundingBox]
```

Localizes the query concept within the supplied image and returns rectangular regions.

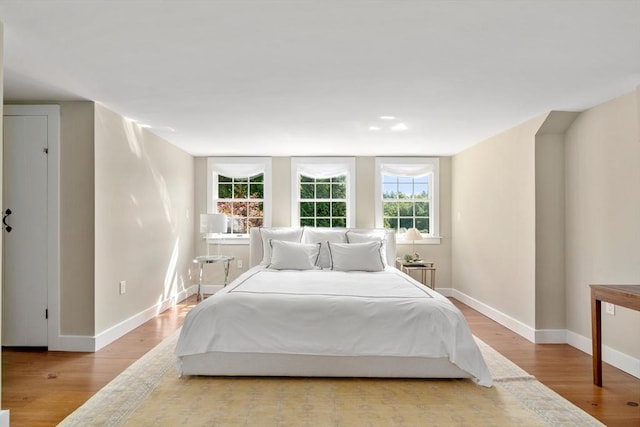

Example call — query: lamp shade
[405,227,423,241]
[200,213,227,234]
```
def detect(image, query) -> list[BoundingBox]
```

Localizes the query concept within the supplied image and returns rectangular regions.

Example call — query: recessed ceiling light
[391,123,408,131]
[369,126,382,131]
[379,116,396,120]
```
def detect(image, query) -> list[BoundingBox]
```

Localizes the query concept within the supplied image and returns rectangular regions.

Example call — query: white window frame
[207,157,272,239]
[375,157,441,244]
[291,157,356,228]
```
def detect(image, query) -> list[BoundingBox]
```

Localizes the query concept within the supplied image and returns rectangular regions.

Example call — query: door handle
[2,209,12,233]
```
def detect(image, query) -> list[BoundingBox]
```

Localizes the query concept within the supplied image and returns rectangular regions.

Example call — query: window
[207,157,272,234]
[291,157,355,227]
[375,158,440,242]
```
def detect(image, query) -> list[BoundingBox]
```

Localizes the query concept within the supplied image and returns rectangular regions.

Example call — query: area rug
[59,330,604,427]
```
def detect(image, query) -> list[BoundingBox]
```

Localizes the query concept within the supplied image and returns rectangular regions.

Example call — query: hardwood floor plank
[1,296,638,426]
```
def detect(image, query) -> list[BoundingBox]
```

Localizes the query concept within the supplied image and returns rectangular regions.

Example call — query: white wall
[564,90,640,359]
[94,104,195,335]
[452,114,544,328]
[59,102,95,335]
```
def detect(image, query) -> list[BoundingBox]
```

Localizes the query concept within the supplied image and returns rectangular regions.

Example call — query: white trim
[290,157,356,227]
[4,105,61,352]
[451,288,537,343]
[374,157,440,240]
[451,288,640,379]
[566,330,640,379]
[93,287,191,351]
[50,288,192,351]
[0,410,9,427]
[206,157,272,228]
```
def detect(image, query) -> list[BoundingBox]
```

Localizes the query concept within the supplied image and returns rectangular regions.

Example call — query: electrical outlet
[237,259,243,269]
[605,302,615,315]
[119,280,126,295]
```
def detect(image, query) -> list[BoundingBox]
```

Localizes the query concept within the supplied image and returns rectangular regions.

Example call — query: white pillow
[301,228,348,269]
[260,228,303,266]
[328,241,385,272]
[268,240,321,270]
[346,231,388,266]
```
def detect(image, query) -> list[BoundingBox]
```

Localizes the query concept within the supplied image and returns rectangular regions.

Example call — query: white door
[2,113,49,346]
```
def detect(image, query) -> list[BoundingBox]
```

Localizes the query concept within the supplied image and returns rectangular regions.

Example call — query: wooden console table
[590,284,640,386]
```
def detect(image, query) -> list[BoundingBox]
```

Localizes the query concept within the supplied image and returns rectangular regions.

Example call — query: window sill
[397,236,442,245]
[205,235,249,245]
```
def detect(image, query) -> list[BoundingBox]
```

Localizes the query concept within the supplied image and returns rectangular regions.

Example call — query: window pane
[331,202,346,217]
[383,201,397,217]
[332,218,346,227]
[248,218,263,229]
[414,182,428,198]
[415,217,429,233]
[249,183,263,199]
[235,177,248,182]
[316,202,330,217]
[247,202,263,218]
[233,218,247,233]
[384,217,398,230]
[300,183,315,199]
[332,183,346,198]
[316,218,331,227]
[300,175,314,183]
[382,182,397,199]
[398,176,413,184]
[398,202,414,217]
[316,183,330,198]
[218,183,232,198]
[300,218,315,226]
[233,183,248,199]
[232,202,246,216]
[316,178,330,183]
[398,183,412,198]
[219,175,232,183]
[300,202,315,217]
[382,174,397,184]
[415,202,429,216]
[249,173,263,183]
[217,201,232,216]
[399,218,413,229]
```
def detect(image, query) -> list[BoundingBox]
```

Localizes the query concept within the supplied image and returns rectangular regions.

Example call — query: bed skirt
[177,352,472,379]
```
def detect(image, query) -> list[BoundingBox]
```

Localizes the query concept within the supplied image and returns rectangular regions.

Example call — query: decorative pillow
[301,228,348,269]
[268,240,321,270]
[345,231,388,266]
[260,228,303,266]
[327,241,385,272]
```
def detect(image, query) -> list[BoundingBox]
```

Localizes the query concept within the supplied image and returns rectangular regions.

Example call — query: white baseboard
[49,287,194,352]
[450,289,537,343]
[567,330,640,379]
[449,288,639,379]
[0,410,9,427]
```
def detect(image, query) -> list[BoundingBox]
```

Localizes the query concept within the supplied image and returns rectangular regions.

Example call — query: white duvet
[175,266,492,386]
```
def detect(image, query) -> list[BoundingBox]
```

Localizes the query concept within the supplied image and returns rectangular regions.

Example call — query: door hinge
[45,308,48,319]
[43,147,48,154]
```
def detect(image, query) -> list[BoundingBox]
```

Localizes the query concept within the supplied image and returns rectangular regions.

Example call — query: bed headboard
[249,227,396,268]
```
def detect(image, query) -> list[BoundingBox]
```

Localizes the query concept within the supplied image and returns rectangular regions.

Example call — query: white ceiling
[1,1,639,157]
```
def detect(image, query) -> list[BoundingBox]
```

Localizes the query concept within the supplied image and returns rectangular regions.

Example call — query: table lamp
[200,213,227,255]
[404,227,424,261]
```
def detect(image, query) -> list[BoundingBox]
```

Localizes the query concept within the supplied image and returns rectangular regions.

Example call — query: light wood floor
[2,296,639,426]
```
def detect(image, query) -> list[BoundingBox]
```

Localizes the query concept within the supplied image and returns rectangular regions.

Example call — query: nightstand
[396,259,436,289]
[193,255,234,301]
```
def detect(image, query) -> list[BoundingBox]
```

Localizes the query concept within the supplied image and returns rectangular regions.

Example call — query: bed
[175,227,492,387]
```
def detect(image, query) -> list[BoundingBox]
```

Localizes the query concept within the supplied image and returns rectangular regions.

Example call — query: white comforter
[175,266,492,386]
